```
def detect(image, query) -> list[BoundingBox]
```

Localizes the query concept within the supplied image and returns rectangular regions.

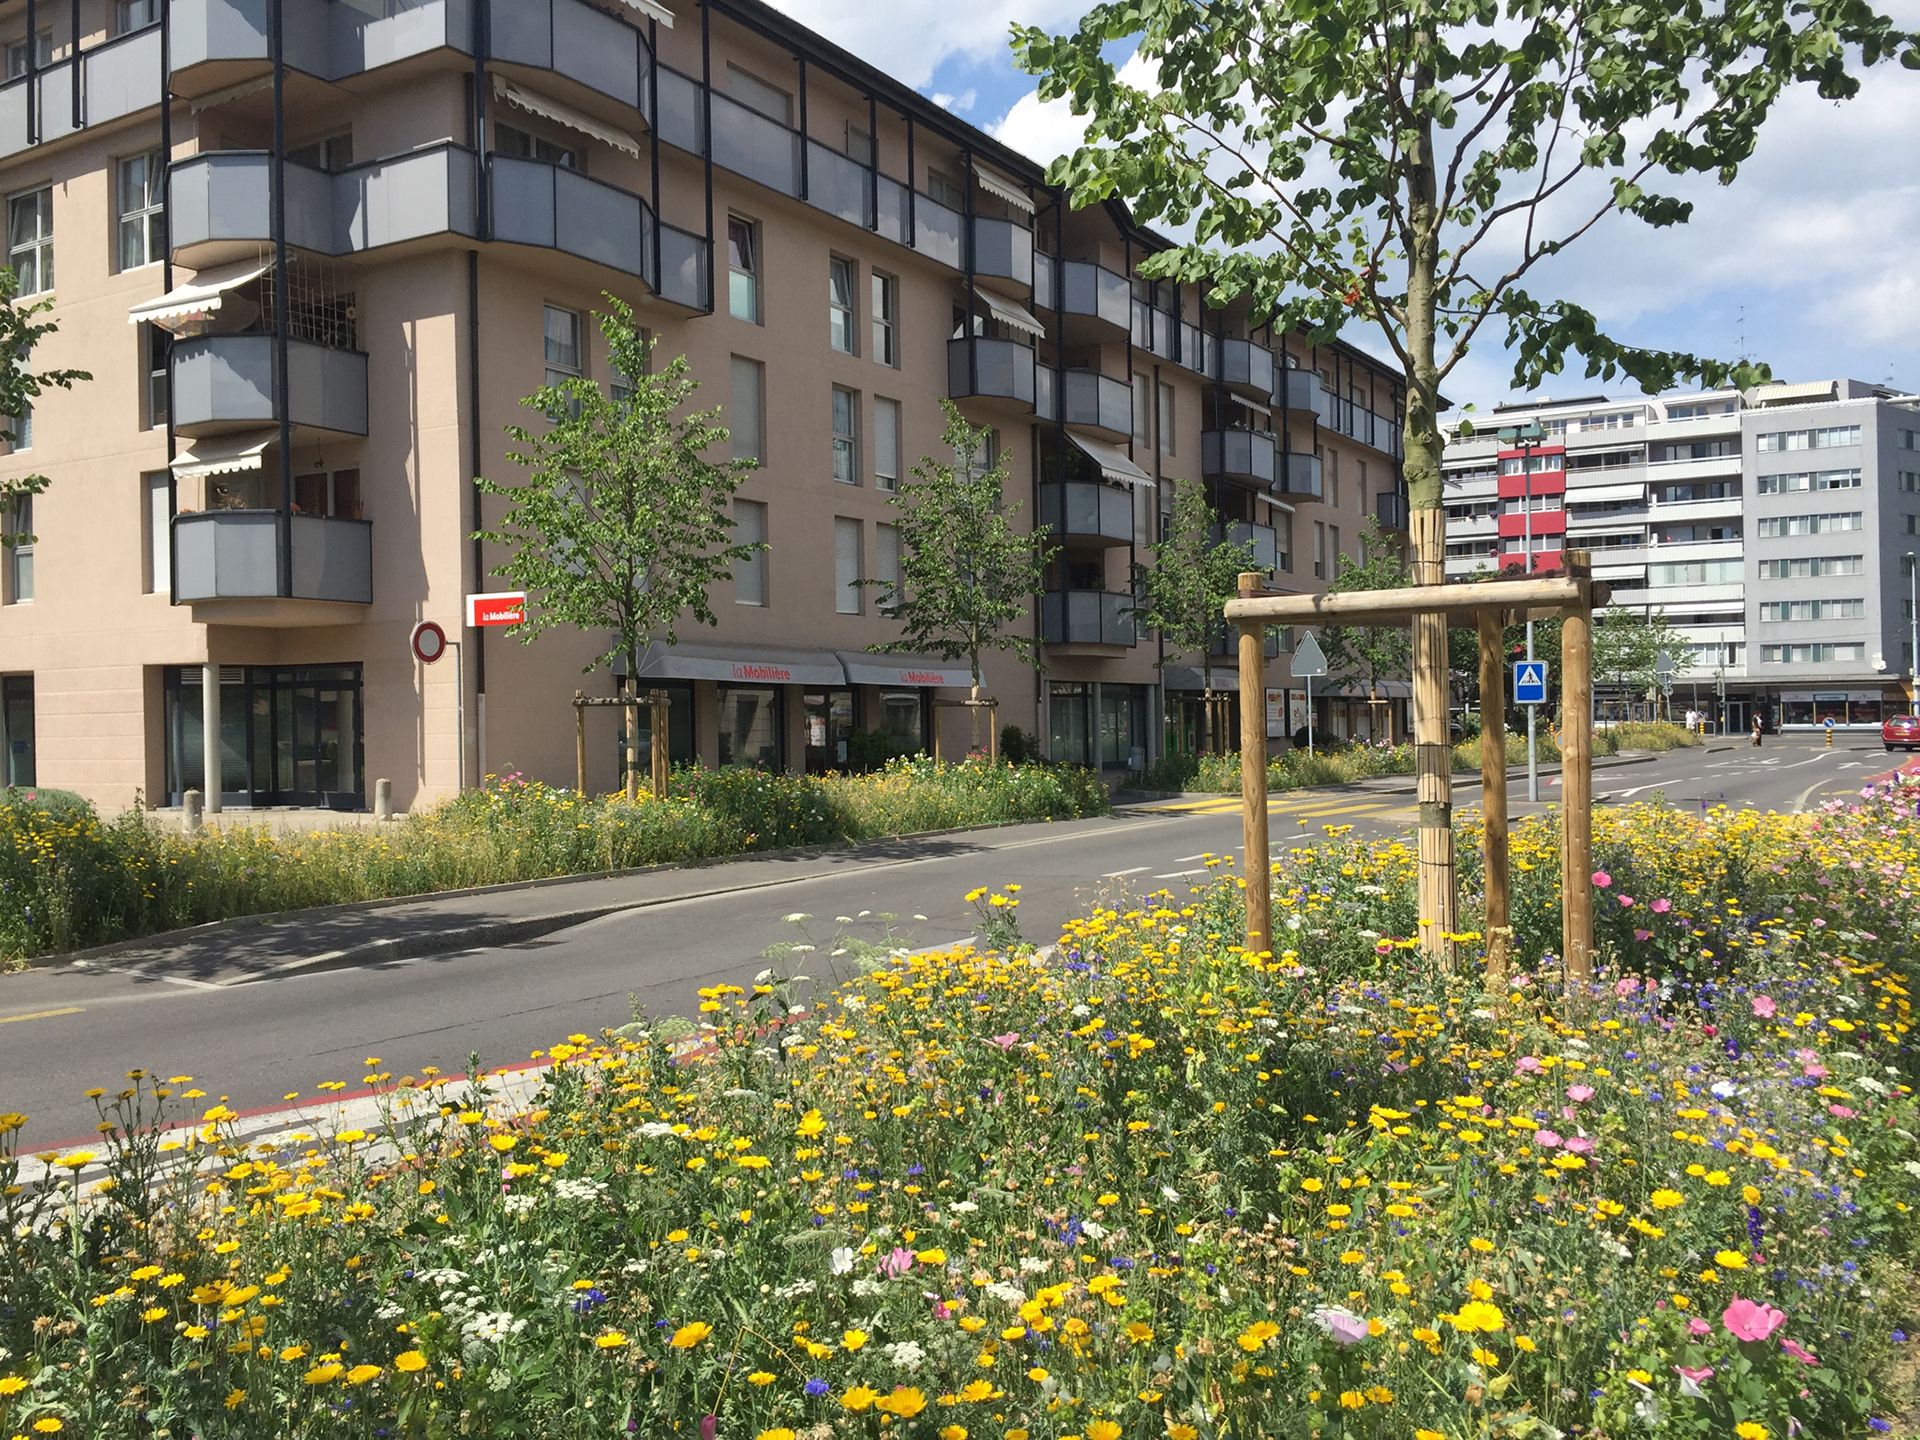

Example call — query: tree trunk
[625,644,642,802]
[1200,655,1214,756]
[1404,63,1457,959]
[969,655,983,756]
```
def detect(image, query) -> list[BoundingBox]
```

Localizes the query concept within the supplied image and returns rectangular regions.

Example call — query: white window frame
[726,63,793,126]
[729,356,764,465]
[145,472,173,595]
[870,272,898,367]
[8,186,53,297]
[873,396,901,491]
[5,493,32,604]
[115,0,160,35]
[496,121,579,172]
[4,30,51,81]
[117,150,165,272]
[733,498,767,606]
[828,255,857,355]
[831,386,859,485]
[876,520,902,606]
[835,516,863,614]
[727,215,760,324]
[543,304,583,388]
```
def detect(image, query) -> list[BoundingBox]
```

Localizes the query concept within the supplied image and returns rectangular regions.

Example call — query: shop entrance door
[257,667,364,809]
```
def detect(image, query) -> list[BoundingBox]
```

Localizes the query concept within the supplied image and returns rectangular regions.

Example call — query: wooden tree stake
[575,690,588,796]
[1476,611,1511,991]
[1237,572,1272,957]
[1561,550,1596,982]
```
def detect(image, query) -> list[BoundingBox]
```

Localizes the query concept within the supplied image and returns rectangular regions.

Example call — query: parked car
[1882,712,1920,752]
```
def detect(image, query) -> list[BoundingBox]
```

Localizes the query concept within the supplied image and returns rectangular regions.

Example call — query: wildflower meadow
[3,788,1917,1439]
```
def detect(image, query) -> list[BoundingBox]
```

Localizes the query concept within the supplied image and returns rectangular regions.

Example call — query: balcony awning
[493,76,641,159]
[1565,482,1645,505]
[1164,666,1238,692]
[1068,433,1152,488]
[172,431,275,479]
[974,165,1035,215]
[971,289,1046,340]
[127,258,272,333]
[605,0,674,25]
[1750,380,1835,405]
[1231,393,1273,420]
[635,639,845,686]
[836,652,974,688]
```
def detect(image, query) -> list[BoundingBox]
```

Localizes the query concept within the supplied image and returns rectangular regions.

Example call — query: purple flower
[805,1378,830,1397]
[1310,1305,1371,1347]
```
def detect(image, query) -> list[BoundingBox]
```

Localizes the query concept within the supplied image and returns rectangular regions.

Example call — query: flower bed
[0,759,1110,962]
[3,795,1916,1439]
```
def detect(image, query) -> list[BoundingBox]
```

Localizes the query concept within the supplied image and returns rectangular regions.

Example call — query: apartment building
[1441,379,1920,730]
[0,0,1409,813]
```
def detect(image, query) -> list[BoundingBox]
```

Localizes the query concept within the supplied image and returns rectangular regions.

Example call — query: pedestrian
[1751,711,1764,748]
[1685,707,1698,734]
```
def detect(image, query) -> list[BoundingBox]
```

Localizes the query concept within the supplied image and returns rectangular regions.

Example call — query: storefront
[1,674,33,787]
[162,664,364,809]
[1050,681,1151,771]
[837,653,974,764]
[1775,689,1890,730]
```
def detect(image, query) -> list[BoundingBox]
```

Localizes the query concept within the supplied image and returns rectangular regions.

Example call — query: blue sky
[766,0,1920,412]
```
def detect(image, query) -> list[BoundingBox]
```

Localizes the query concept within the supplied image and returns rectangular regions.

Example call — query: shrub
[999,724,1040,765]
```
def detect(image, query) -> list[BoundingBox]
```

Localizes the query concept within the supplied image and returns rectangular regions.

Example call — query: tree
[868,402,1056,749]
[1594,606,1682,711]
[1321,521,1413,740]
[473,297,759,794]
[1132,484,1257,754]
[0,268,89,551]
[1015,0,1913,945]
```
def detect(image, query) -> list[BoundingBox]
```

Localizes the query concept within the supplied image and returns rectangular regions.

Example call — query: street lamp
[1907,550,1918,719]
[1497,420,1545,801]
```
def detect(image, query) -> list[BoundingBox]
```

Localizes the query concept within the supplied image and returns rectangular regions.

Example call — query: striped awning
[606,0,674,24]
[972,289,1046,340]
[172,431,275,479]
[1068,433,1152,488]
[127,259,271,333]
[975,165,1036,215]
[494,76,641,158]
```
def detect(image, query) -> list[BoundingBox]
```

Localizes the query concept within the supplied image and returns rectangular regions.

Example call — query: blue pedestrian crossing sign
[1514,660,1548,706]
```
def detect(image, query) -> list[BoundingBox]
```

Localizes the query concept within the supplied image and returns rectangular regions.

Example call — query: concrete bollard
[182,789,204,834]
[374,778,393,822]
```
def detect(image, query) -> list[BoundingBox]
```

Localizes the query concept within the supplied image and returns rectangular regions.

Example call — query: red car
[1883,713,1920,751]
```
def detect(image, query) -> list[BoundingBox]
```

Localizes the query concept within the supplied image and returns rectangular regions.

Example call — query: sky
[763,0,1920,413]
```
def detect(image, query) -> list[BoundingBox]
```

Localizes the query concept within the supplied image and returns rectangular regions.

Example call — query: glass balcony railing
[1040,368,1131,440]
[1202,429,1278,490]
[1038,481,1133,546]
[1376,491,1410,531]
[173,510,372,609]
[1278,367,1328,420]
[971,216,1035,293]
[1043,259,1131,333]
[948,337,1037,412]
[1277,451,1323,500]
[170,335,369,439]
[1041,589,1136,647]
[1212,519,1278,572]
[1213,337,1276,397]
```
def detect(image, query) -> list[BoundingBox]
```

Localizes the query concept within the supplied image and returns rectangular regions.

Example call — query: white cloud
[758,1,1087,90]
[930,88,978,114]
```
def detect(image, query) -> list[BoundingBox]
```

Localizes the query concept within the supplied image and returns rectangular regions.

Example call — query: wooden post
[1561,550,1596,983]
[1409,506,1456,961]
[1237,572,1272,956]
[650,691,670,799]
[574,690,588,795]
[625,683,641,802]
[1476,611,1511,990]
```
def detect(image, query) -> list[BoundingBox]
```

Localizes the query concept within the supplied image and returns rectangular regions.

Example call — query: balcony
[1202,429,1278,490]
[1038,482,1133,547]
[489,155,707,309]
[1279,367,1328,420]
[1043,259,1131,337]
[490,0,651,116]
[1376,491,1410,531]
[1041,590,1136,649]
[167,0,465,93]
[971,216,1035,296]
[1213,520,1279,572]
[1213,338,1276,399]
[0,23,165,160]
[171,335,368,440]
[1275,451,1323,500]
[709,90,801,197]
[1040,368,1132,442]
[948,337,1037,414]
[173,511,372,622]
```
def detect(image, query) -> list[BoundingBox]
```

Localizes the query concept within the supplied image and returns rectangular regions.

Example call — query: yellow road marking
[0,1005,84,1025]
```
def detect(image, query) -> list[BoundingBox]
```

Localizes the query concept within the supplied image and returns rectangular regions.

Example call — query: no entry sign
[410,620,448,664]
[466,591,527,628]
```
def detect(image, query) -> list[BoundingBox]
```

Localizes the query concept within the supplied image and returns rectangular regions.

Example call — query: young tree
[868,402,1056,750]
[474,298,760,793]
[0,268,90,552]
[1594,606,1682,712]
[1015,1,1913,944]
[1321,521,1413,741]
[1132,484,1257,754]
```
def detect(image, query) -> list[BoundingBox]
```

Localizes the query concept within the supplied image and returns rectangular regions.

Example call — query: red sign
[410,620,448,665]
[466,591,527,628]
[730,662,793,682]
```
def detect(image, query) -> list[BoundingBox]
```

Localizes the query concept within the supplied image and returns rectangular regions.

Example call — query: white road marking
[1101,866,1151,878]
[1153,868,1210,880]
[67,961,224,991]
[1173,853,1214,863]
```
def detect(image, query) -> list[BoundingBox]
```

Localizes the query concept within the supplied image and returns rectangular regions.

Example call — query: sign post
[411,620,463,793]
[1291,629,1328,757]
[1513,658,1547,801]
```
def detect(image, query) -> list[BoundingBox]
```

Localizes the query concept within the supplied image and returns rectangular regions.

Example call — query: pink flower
[987,1032,1020,1051]
[1562,1135,1596,1155]
[1723,1297,1788,1344]
[1534,1129,1563,1149]
[1780,1338,1820,1366]
[1566,1084,1595,1103]
[1651,897,1672,914]
[1618,894,1636,908]
[1751,995,1777,1019]
[878,1247,914,1278]
[1674,1364,1714,1398]
[1617,976,1642,994]
[700,1417,719,1440]
[1828,1104,1857,1120]
[1516,1056,1544,1074]
[1687,1316,1714,1338]
[1592,870,1612,888]
[1633,929,1653,942]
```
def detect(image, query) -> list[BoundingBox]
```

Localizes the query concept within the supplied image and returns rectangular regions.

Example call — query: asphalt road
[0,737,1895,1148]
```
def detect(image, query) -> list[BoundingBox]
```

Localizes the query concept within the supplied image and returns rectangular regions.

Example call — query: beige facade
[0,0,1409,814]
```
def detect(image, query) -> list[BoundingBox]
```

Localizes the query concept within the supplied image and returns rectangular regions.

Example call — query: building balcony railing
[1212,519,1279,573]
[168,0,464,92]
[1210,622,1281,661]
[173,510,372,611]
[1041,589,1137,648]
[1038,481,1133,547]
[1276,451,1324,500]
[948,337,1037,414]
[1376,491,1410,531]
[489,154,708,309]
[1037,259,1131,336]
[490,0,652,116]
[1212,337,1276,398]
[1038,368,1132,442]
[1278,367,1328,420]
[171,334,369,439]
[971,215,1035,296]
[0,21,164,161]
[1129,302,1213,378]
[1202,429,1278,490]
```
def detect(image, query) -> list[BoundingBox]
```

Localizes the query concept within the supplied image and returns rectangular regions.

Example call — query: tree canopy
[0,266,89,545]
[1320,520,1413,705]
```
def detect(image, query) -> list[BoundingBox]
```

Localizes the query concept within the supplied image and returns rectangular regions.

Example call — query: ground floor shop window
[877,690,927,757]
[1778,690,1886,727]
[164,665,363,808]
[624,682,694,779]
[1049,682,1091,766]
[1099,685,1149,770]
[2,674,33,787]
[718,684,782,769]
[804,688,856,773]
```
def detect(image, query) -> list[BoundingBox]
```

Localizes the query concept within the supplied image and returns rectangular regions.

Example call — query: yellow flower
[487,1134,517,1153]
[668,1321,712,1350]
[940,1428,969,1440]
[33,1421,64,1435]
[1171,1428,1200,1440]
[1734,1425,1768,1440]
[1649,1189,1684,1210]
[594,1331,629,1350]
[1415,1431,1446,1440]
[959,1380,998,1403]
[1713,1250,1749,1271]
[755,1431,797,1440]
[797,1109,826,1137]
[1237,1319,1280,1351]
[841,1385,879,1410]
[876,1387,928,1418]
[304,1362,343,1385]
[345,1364,381,1386]
[1445,1301,1506,1334]
[1088,1422,1122,1440]
[915,1248,947,1265]
[0,1376,28,1396]
[843,1328,868,1351]
[394,1351,427,1373]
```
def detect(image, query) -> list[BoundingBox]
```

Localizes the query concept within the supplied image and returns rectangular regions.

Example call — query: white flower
[1018,1257,1050,1274]
[782,913,811,924]
[503,1193,538,1216]
[841,995,867,1011]
[948,1201,979,1214]
[1161,1185,1181,1203]
[775,1278,818,1300]
[553,1178,609,1204]
[851,1278,888,1298]
[1080,1220,1109,1240]
[829,1247,856,1276]
[637,1122,678,1140]
[835,915,855,924]
[985,1282,1027,1306]
[882,1340,926,1371]
[1710,1080,1739,1100]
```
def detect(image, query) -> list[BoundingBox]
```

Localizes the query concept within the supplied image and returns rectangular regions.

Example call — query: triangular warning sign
[1291,629,1329,678]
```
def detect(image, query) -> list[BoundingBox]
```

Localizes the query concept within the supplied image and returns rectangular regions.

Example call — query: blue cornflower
[805,1379,830,1398]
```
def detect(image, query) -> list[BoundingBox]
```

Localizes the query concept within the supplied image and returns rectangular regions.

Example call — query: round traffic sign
[411,620,448,665]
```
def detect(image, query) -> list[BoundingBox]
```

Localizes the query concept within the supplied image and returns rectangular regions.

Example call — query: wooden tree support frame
[931,698,999,763]
[1228,550,1605,987]
[573,688,671,800]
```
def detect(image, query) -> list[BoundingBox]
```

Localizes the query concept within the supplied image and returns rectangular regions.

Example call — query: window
[0,674,32,786]
[727,64,793,124]
[831,386,858,484]
[495,122,577,170]
[1760,643,1865,664]
[1758,555,1863,579]
[1757,512,1861,538]
[287,131,355,172]
[1901,429,1920,451]
[874,397,901,491]
[1906,514,1919,536]
[1759,599,1865,622]
[875,521,902,607]
[8,186,52,296]
[718,685,782,769]
[870,272,898,367]
[733,498,766,606]
[293,468,362,519]
[1756,425,1862,452]
[1131,373,1149,449]
[846,125,874,166]
[1900,471,1920,493]
[142,323,169,428]
[835,516,862,614]
[5,494,32,603]
[1755,468,1862,494]
[828,256,856,355]
[1330,525,1342,569]
[1649,559,1742,586]
[1327,450,1341,509]
[1157,379,1174,455]
[1273,511,1293,571]
[145,472,172,594]
[959,427,997,483]
[115,0,159,33]
[926,168,965,210]
[5,404,32,453]
[1313,520,1327,579]
[727,216,760,323]
[729,356,764,464]
[4,31,51,81]
[542,305,582,387]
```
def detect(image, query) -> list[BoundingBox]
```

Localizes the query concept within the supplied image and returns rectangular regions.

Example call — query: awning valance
[1565,482,1645,505]
[172,431,275,479]
[606,0,674,24]
[127,258,272,333]
[636,640,845,687]
[1068,433,1152,488]
[975,165,1035,215]
[1750,380,1835,406]
[1231,393,1273,420]
[972,289,1046,340]
[837,653,974,688]
[493,76,641,158]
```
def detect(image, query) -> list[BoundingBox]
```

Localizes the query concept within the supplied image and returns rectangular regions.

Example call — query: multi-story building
[1441,379,1920,730]
[0,0,1410,813]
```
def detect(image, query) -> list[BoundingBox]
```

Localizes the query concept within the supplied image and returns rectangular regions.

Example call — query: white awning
[493,76,641,159]
[605,0,674,24]
[636,639,844,687]
[1565,481,1645,505]
[1751,380,1836,405]
[1068,433,1152,488]
[975,165,1035,215]
[1231,393,1273,420]
[836,653,974,688]
[973,289,1046,340]
[127,259,272,332]
[172,432,275,479]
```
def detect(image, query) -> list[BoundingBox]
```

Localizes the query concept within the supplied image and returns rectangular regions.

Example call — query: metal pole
[1306,673,1314,757]
[1907,551,1918,717]
[1523,438,1539,802]
[451,641,466,793]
